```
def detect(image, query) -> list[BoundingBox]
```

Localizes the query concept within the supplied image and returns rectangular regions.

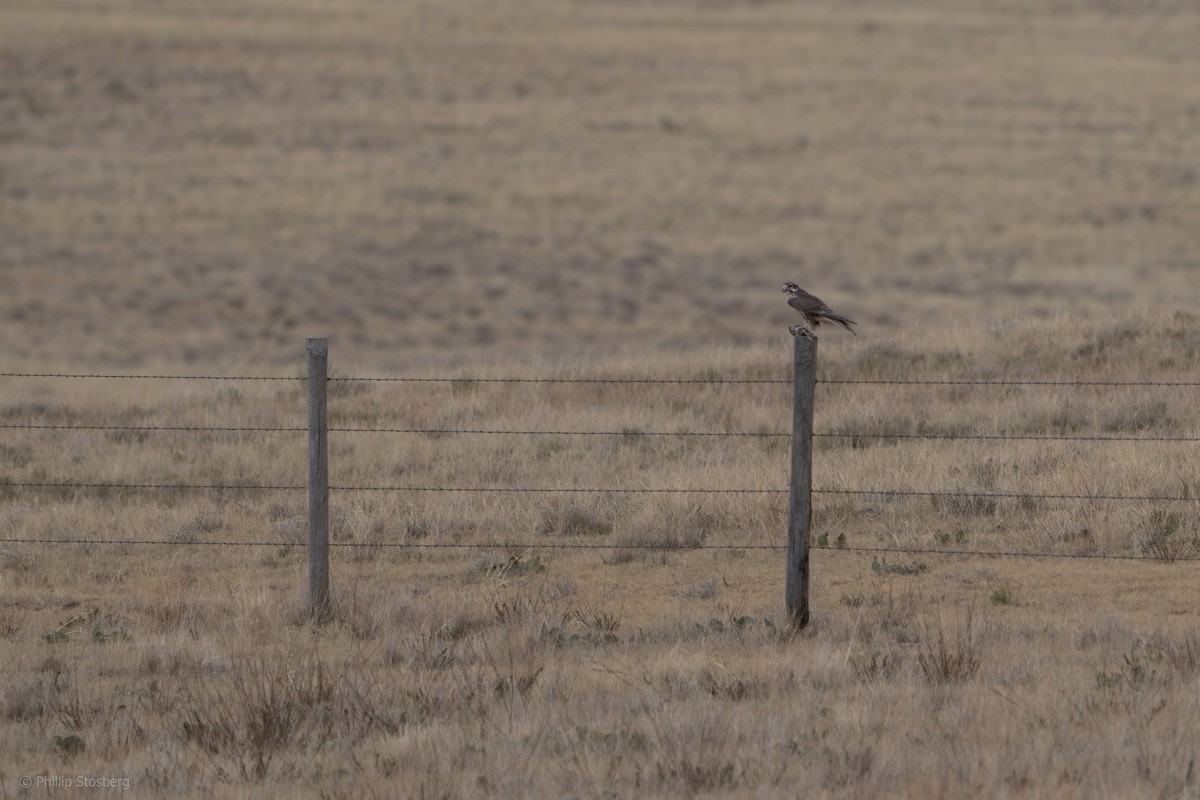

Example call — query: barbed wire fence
[2,374,1199,534]
[2,338,1199,620]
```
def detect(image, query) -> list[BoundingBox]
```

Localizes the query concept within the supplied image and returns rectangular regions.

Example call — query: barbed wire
[0,481,774,494]
[0,424,305,433]
[4,423,1198,443]
[2,481,1195,502]
[4,371,1198,387]
[339,429,1199,442]
[820,488,1197,502]
[0,372,295,381]
[0,372,781,384]
[0,536,1195,561]
[331,377,788,385]
[819,379,1200,387]
[0,482,304,491]
[333,485,781,494]
[819,432,1200,442]
[827,544,1200,561]
[4,371,1197,566]
[0,537,278,547]
[346,486,1195,502]
[331,377,1200,387]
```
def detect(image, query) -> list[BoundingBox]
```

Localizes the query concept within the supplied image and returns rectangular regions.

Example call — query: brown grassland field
[3,0,1200,797]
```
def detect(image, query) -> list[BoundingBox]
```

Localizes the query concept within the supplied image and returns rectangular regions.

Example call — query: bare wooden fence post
[786,331,817,628]
[307,337,331,622]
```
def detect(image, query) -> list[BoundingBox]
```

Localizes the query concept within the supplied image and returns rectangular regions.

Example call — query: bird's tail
[821,312,857,335]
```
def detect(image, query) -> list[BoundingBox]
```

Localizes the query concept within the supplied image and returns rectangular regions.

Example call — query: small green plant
[0,444,32,468]
[486,555,546,577]
[493,665,544,700]
[932,528,968,547]
[680,579,718,599]
[698,668,762,702]
[872,558,926,576]
[538,502,613,537]
[1100,635,1200,686]
[989,587,1013,606]
[91,625,129,643]
[54,735,85,755]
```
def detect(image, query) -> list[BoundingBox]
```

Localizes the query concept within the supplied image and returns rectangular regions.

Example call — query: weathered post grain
[307,337,331,622]
[786,331,817,628]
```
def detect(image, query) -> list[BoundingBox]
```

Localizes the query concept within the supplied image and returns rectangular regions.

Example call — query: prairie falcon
[782,282,857,335]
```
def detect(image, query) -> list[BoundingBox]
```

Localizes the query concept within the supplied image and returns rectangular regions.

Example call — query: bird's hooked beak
[781,283,793,294]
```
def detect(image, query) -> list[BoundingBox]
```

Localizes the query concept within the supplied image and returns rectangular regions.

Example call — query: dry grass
[1,322,1198,798]
[3,0,1200,796]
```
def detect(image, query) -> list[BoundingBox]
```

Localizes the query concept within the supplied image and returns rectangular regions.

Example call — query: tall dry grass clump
[917,607,985,685]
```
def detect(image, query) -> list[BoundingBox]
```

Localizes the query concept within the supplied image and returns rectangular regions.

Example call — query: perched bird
[781,282,857,335]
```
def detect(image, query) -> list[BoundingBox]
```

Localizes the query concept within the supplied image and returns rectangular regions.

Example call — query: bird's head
[781,282,800,295]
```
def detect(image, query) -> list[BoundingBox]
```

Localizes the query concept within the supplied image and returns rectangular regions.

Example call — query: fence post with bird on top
[786,330,816,628]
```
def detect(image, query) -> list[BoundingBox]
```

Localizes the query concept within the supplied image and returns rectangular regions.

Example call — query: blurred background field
[3,0,1199,369]
[2,1,1200,797]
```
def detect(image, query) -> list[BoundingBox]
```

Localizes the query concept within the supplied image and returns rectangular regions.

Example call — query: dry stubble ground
[1,0,1200,797]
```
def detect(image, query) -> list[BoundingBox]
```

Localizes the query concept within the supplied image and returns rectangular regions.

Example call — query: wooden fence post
[307,337,331,622]
[786,331,817,628]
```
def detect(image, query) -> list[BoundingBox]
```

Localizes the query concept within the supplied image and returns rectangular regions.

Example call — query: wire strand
[1,537,1195,561]
[327,377,787,384]
[0,424,305,433]
[818,432,1200,443]
[0,482,303,491]
[819,488,1198,502]
[334,377,1200,387]
[0,372,294,381]
[3,482,1194,502]
[7,372,1196,387]
[819,379,1200,387]
[328,485,781,493]
[3,424,1199,443]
